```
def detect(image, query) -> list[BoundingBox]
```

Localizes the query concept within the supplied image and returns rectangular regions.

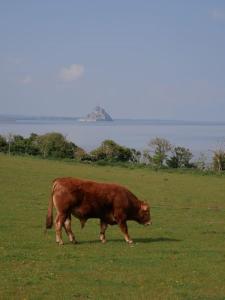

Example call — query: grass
[0,154,225,299]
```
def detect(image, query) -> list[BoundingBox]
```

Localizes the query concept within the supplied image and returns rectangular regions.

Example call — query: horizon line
[0,113,225,125]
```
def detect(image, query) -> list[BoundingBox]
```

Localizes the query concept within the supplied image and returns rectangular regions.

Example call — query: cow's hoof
[101,239,106,244]
[127,240,133,244]
[58,241,64,246]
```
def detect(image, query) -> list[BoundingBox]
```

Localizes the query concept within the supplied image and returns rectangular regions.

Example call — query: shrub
[74,147,89,161]
[25,133,41,156]
[147,137,172,167]
[194,153,208,171]
[167,146,193,168]
[130,148,142,163]
[90,140,133,162]
[212,150,225,172]
[37,132,77,159]
[0,135,8,153]
[10,135,26,155]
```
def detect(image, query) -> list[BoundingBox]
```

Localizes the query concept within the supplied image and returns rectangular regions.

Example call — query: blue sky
[0,0,225,121]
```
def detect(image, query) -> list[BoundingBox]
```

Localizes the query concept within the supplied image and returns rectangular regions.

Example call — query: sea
[0,116,225,160]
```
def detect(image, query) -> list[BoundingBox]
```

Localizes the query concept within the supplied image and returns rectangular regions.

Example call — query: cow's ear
[141,203,148,211]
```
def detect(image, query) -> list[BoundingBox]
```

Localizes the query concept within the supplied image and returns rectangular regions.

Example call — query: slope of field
[0,154,225,299]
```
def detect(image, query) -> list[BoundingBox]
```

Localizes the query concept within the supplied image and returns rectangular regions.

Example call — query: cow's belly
[72,205,117,224]
[72,205,105,219]
[102,213,117,225]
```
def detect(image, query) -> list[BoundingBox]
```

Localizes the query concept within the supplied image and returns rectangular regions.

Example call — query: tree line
[0,132,224,171]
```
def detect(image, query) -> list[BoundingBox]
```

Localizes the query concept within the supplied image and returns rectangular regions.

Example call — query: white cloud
[211,9,225,21]
[20,75,32,85]
[59,64,84,82]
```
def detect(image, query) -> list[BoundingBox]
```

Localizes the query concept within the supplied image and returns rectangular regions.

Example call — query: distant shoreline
[1,115,225,126]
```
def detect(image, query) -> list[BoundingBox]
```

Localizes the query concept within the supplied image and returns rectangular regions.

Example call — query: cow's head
[138,202,151,225]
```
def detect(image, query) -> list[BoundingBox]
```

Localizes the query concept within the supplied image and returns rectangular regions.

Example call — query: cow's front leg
[63,216,77,244]
[55,213,66,245]
[118,221,133,244]
[100,220,108,243]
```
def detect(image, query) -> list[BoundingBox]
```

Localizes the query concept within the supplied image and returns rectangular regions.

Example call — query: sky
[0,0,225,121]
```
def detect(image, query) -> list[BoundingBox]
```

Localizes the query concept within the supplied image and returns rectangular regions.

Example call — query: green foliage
[147,137,172,167]
[73,146,89,161]
[0,132,222,174]
[25,133,41,156]
[10,135,27,155]
[167,146,193,168]
[194,152,208,171]
[90,139,133,162]
[1,133,41,156]
[37,132,81,159]
[212,150,225,172]
[0,132,83,159]
[37,132,72,158]
[130,148,142,163]
[0,135,7,153]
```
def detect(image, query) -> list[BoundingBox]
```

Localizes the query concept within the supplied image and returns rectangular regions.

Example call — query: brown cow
[46,177,151,245]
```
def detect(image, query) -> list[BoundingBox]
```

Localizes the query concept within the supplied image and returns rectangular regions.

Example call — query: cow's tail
[46,181,56,229]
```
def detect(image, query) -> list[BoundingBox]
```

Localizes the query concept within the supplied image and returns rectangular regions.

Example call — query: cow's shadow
[131,237,181,243]
[76,237,181,245]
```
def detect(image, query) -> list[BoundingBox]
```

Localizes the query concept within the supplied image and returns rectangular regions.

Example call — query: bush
[167,146,193,168]
[194,153,208,171]
[10,135,27,155]
[37,133,77,159]
[147,137,172,167]
[25,133,41,156]
[212,150,225,172]
[90,140,133,162]
[130,148,142,163]
[0,135,8,153]
[74,147,89,161]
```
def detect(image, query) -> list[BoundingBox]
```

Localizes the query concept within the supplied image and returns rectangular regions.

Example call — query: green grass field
[0,154,225,299]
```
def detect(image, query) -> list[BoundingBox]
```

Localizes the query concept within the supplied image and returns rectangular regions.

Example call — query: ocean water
[0,119,225,158]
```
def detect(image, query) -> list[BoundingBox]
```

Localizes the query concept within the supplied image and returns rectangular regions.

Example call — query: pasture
[0,154,225,299]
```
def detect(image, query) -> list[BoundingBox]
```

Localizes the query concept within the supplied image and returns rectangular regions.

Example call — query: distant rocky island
[79,106,113,122]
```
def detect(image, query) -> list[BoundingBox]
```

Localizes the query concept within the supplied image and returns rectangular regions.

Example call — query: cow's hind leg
[63,216,77,244]
[55,213,66,245]
[118,221,133,244]
[100,220,108,243]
